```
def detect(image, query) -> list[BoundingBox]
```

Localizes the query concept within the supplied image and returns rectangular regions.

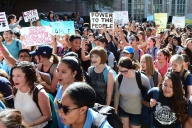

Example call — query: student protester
[172,36,183,54]
[181,54,192,73]
[0,109,29,128]
[88,47,114,106]
[54,56,84,128]
[30,45,59,96]
[143,72,187,128]
[138,31,148,53]
[11,61,51,127]
[7,14,22,32]
[146,37,158,60]
[58,82,112,128]
[46,11,56,22]
[63,14,71,21]
[114,57,150,128]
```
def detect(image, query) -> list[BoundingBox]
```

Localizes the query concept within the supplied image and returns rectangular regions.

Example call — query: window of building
[172,0,185,16]
[153,0,162,13]
[133,0,145,21]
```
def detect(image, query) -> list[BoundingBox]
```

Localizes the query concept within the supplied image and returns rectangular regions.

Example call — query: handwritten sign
[90,12,114,29]
[23,9,39,22]
[50,21,75,35]
[186,19,192,25]
[154,13,167,29]
[0,12,9,32]
[40,20,50,26]
[113,11,129,26]
[172,16,185,28]
[20,26,52,46]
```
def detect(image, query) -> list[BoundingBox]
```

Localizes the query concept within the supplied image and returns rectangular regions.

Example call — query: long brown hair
[159,72,187,122]
[140,54,155,76]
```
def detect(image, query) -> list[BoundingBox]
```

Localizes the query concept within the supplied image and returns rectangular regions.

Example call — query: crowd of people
[0,10,192,128]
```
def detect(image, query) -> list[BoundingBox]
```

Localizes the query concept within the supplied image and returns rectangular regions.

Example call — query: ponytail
[74,58,85,82]
[52,54,59,64]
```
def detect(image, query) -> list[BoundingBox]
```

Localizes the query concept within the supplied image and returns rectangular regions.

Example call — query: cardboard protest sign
[186,19,192,25]
[172,16,185,28]
[90,12,114,29]
[0,12,9,32]
[50,21,75,35]
[20,26,52,46]
[23,9,39,22]
[154,13,167,28]
[113,11,129,26]
[147,15,154,21]
[40,20,50,26]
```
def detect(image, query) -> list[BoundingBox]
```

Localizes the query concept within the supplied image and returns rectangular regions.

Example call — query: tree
[0,0,18,14]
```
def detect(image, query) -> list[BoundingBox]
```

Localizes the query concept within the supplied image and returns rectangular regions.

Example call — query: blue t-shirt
[0,60,11,75]
[3,38,22,59]
[54,85,64,128]
[0,100,6,111]
[180,72,192,97]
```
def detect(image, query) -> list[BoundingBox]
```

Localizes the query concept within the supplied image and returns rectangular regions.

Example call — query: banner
[50,21,75,35]
[186,19,192,25]
[147,15,154,21]
[113,11,129,26]
[0,12,9,32]
[172,16,185,28]
[90,12,114,29]
[20,26,52,46]
[154,13,167,28]
[23,9,39,22]
[40,20,50,26]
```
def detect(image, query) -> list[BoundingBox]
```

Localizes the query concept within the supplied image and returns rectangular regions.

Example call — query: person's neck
[125,70,135,78]
[42,60,52,67]
[158,60,166,65]
[6,39,13,44]
[72,47,78,53]
[10,21,15,24]
[95,64,105,69]
[19,85,30,93]
[132,45,138,50]
[70,112,87,128]
[149,46,154,50]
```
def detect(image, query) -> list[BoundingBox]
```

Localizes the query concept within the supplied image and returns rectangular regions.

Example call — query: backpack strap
[153,71,159,87]
[89,66,95,75]
[152,87,160,100]
[16,40,19,49]
[91,113,107,128]
[135,71,145,96]
[118,74,123,88]
[138,49,141,62]
[153,47,157,58]
[103,65,111,84]
[33,85,44,114]
[184,70,190,81]
[49,63,57,79]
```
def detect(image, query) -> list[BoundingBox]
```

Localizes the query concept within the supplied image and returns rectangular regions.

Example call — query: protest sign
[113,11,129,26]
[40,20,51,26]
[23,9,39,22]
[172,16,185,28]
[90,12,114,29]
[20,26,52,46]
[50,21,75,35]
[186,19,192,25]
[0,12,9,32]
[154,13,167,28]
[147,15,154,21]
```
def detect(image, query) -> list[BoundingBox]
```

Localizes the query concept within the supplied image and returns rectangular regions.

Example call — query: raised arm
[81,38,90,61]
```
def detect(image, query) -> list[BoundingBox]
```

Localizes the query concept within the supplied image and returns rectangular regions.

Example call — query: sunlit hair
[140,54,155,76]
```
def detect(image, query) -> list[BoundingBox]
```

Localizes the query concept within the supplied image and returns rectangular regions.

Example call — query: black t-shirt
[0,76,14,108]
[66,48,90,72]
[144,88,181,128]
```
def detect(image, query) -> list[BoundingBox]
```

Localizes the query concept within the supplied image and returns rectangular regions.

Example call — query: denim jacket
[64,108,112,128]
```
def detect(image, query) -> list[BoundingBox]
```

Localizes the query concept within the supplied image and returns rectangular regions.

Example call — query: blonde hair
[140,54,155,76]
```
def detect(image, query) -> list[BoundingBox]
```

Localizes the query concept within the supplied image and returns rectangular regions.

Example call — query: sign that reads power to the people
[90,12,114,29]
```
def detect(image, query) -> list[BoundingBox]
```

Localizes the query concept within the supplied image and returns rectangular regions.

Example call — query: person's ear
[72,70,77,78]
[79,106,88,115]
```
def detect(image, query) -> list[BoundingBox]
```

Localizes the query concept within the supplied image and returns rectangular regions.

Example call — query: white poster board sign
[23,9,39,22]
[90,12,114,29]
[172,16,185,28]
[113,11,129,26]
[0,12,9,32]
[20,26,52,46]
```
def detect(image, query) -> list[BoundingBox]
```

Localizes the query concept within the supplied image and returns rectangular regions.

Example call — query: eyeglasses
[119,70,129,74]
[19,55,30,58]
[57,100,80,115]
[129,38,135,42]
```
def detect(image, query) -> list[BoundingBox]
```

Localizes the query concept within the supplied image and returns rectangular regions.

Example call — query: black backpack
[118,71,145,97]
[91,103,123,128]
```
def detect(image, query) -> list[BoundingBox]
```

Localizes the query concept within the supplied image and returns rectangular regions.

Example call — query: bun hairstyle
[65,82,96,108]
[118,57,137,70]
[0,109,29,128]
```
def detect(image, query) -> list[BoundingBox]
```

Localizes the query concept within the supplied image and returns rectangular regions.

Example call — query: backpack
[38,63,58,79]
[150,87,160,128]
[90,65,117,104]
[118,71,145,97]
[91,103,123,128]
[106,51,118,73]
[147,47,157,59]
[141,70,159,87]
[33,85,58,128]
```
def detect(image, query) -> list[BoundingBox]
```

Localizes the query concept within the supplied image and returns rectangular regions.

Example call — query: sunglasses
[129,38,135,42]
[57,100,80,115]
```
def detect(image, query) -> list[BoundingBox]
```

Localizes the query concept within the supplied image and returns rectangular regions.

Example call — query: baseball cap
[122,46,134,54]
[29,45,52,56]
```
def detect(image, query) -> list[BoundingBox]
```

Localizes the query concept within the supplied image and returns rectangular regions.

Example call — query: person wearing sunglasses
[114,57,150,128]
[58,82,112,128]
